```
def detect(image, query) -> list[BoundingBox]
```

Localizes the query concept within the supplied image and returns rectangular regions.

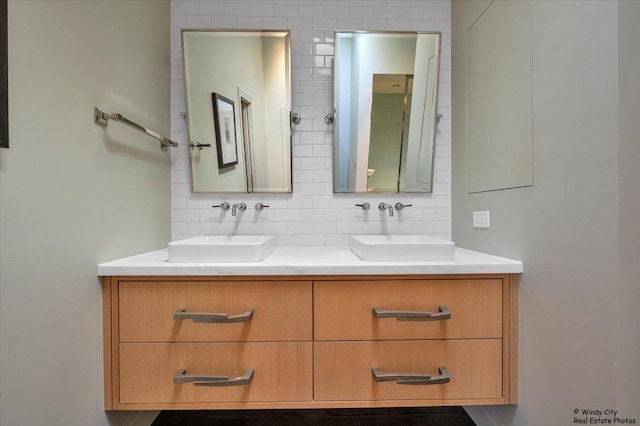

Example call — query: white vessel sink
[167,235,275,263]
[350,235,455,262]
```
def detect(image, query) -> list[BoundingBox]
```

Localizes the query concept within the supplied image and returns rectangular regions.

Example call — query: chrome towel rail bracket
[94,106,179,151]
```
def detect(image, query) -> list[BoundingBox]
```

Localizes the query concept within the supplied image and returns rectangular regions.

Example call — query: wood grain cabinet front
[103,274,517,410]
[314,340,502,402]
[119,342,313,406]
[118,280,312,342]
[312,275,517,407]
[314,279,503,341]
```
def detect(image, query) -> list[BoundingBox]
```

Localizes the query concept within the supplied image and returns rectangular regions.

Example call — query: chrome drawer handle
[372,306,451,321]
[173,368,254,386]
[372,367,450,385]
[173,308,254,323]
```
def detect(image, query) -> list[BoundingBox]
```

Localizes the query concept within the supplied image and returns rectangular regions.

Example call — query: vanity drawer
[314,279,503,340]
[119,280,312,342]
[314,340,502,401]
[119,342,313,404]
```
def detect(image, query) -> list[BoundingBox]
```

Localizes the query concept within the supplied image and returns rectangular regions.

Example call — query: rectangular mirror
[333,31,441,193]
[182,30,292,193]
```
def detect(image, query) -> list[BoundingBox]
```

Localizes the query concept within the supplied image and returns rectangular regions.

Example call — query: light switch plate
[473,211,490,228]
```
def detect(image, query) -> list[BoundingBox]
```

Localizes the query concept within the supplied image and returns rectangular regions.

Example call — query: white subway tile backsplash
[187,221,213,235]
[274,4,300,18]
[250,4,275,17]
[171,0,451,246]
[399,8,423,20]
[276,234,301,246]
[199,3,224,16]
[362,19,388,30]
[410,221,436,234]
[312,170,333,183]
[349,6,375,19]
[173,183,191,196]
[336,18,363,30]
[224,3,250,16]
[276,208,302,222]
[294,170,314,182]
[324,6,350,18]
[173,1,199,15]
[237,17,263,28]
[186,196,214,209]
[299,157,325,170]
[325,234,349,247]
[313,18,338,30]
[210,16,238,28]
[185,14,212,27]
[337,221,363,234]
[262,221,288,235]
[312,195,338,208]
[435,221,451,234]
[173,221,187,235]
[298,182,326,195]
[300,235,326,247]
[262,17,288,28]
[288,17,314,29]
[325,208,350,221]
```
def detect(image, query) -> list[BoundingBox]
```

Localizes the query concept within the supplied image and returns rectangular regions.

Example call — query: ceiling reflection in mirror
[333,31,441,193]
[182,30,292,193]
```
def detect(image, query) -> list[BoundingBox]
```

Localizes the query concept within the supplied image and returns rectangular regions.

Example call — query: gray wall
[617,0,640,416]
[0,2,171,425]
[452,1,638,424]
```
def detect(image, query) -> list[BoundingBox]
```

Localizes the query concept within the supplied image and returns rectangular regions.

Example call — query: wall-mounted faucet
[355,202,370,210]
[213,202,264,215]
[232,202,247,216]
[378,202,394,217]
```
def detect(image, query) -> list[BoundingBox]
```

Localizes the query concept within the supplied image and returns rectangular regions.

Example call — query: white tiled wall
[171,0,451,247]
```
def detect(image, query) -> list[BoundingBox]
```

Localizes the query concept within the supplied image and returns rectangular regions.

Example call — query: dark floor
[152,407,476,425]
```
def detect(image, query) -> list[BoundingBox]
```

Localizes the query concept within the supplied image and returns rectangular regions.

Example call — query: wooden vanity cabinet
[103,274,517,410]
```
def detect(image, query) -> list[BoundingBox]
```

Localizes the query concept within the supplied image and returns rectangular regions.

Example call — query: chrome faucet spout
[232,202,247,216]
[378,203,394,217]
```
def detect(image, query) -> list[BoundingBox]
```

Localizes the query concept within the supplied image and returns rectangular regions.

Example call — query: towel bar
[94,106,178,151]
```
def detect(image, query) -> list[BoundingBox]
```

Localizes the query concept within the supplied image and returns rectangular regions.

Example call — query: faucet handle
[237,202,247,211]
[212,202,230,211]
[355,202,370,210]
[394,203,412,211]
[255,202,270,211]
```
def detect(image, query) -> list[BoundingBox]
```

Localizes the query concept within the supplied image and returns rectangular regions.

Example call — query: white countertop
[98,246,523,276]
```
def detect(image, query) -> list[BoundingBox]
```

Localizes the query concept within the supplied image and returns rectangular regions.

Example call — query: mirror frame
[332,30,442,194]
[182,29,292,194]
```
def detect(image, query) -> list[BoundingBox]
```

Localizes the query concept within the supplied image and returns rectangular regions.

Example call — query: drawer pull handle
[173,308,254,323]
[372,367,450,385]
[173,368,254,386]
[372,306,451,321]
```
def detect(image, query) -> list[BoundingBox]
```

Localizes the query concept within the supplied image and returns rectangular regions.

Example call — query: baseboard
[463,406,501,426]
[124,410,160,426]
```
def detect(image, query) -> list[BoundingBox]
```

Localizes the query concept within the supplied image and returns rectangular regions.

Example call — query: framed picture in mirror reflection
[212,93,238,169]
